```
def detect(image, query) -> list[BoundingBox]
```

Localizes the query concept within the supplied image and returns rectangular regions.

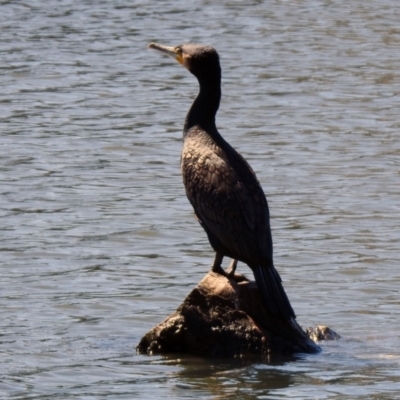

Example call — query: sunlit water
[1,0,400,398]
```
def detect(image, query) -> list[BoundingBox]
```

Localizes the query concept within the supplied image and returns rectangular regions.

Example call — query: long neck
[184,72,221,135]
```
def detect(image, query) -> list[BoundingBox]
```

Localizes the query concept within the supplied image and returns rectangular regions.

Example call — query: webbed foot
[211,252,227,275]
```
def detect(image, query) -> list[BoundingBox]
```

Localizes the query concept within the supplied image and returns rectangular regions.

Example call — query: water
[1,0,400,398]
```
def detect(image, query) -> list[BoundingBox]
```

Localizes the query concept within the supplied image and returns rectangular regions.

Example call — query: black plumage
[149,42,295,320]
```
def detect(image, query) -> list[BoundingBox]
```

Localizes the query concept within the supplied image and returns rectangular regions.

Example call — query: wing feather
[181,135,272,264]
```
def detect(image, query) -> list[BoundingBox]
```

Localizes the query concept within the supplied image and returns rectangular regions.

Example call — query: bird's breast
[181,135,235,196]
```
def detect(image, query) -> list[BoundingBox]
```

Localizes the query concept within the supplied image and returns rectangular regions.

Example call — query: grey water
[1,0,400,398]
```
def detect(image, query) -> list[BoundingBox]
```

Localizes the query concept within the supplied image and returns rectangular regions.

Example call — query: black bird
[149,42,295,320]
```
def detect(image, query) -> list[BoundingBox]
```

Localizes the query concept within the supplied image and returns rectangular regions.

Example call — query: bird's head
[148,42,220,82]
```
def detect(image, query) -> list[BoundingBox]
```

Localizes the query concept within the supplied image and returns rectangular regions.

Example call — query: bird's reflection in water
[159,353,303,398]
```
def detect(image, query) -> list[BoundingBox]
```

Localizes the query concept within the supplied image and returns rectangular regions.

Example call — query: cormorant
[148,42,295,321]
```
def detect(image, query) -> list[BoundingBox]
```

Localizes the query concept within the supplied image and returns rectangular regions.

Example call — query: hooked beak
[148,42,184,65]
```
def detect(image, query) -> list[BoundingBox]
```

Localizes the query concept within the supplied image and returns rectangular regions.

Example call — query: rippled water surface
[1,0,400,398]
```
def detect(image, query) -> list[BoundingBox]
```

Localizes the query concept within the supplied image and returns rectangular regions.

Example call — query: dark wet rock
[306,325,341,342]
[137,272,321,357]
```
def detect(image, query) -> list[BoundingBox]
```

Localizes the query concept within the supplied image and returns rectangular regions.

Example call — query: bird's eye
[175,46,182,55]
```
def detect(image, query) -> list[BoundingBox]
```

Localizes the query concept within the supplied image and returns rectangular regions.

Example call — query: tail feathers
[253,265,296,320]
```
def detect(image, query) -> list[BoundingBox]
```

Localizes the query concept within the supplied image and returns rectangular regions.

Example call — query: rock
[137,271,321,357]
[306,325,341,342]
